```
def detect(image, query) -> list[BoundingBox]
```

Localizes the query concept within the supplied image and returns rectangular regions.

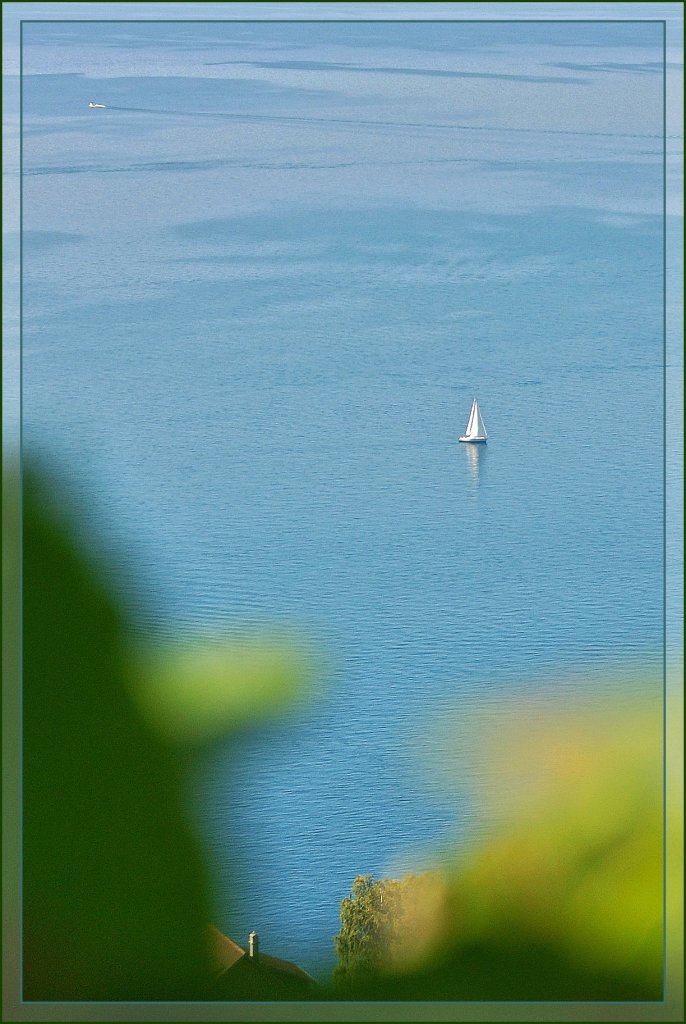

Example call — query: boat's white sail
[465,400,476,436]
[459,398,487,442]
[472,401,487,438]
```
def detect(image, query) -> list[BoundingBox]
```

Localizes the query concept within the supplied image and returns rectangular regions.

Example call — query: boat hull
[458,436,487,443]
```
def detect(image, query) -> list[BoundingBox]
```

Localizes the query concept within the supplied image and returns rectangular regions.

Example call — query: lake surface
[18,15,668,976]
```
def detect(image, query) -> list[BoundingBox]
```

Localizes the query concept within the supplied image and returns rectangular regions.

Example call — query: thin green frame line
[661,15,668,1005]
[16,13,670,1013]
[18,14,25,1010]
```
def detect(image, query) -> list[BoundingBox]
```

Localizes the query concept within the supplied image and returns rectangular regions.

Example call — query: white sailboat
[459,397,487,443]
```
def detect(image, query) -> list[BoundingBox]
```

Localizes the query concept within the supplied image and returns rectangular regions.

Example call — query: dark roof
[208,926,315,991]
[208,925,245,976]
[258,952,315,985]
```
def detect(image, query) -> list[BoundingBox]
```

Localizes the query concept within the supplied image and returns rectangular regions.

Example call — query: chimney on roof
[248,931,259,962]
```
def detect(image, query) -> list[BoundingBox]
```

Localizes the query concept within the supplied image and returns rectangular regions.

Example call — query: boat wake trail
[105,106,661,141]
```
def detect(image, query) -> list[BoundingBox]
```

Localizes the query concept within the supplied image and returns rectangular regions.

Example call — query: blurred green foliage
[22,470,212,999]
[18,465,668,1004]
[330,690,664,1001]
[129,634,318,747]
[21,466,321,1002]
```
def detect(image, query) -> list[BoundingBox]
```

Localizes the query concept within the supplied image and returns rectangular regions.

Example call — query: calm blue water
[19,17,667,976]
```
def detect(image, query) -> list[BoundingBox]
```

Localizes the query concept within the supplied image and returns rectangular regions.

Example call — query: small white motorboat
[88,102,107,109]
